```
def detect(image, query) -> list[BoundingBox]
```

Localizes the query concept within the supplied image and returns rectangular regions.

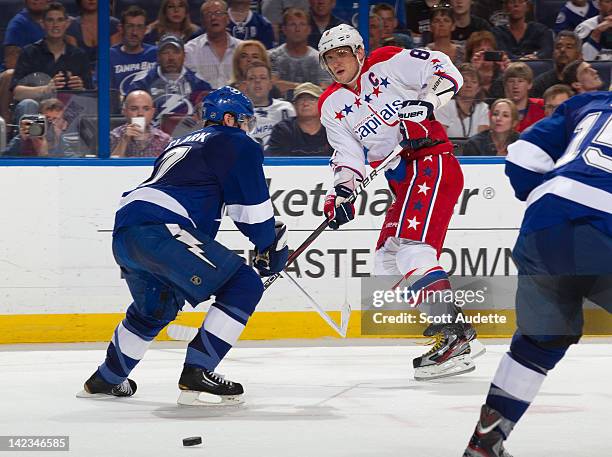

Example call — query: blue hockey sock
[485,332,568,432]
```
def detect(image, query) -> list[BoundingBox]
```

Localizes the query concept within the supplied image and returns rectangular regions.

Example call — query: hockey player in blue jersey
[77,86,288,405]
[464,91,612,456]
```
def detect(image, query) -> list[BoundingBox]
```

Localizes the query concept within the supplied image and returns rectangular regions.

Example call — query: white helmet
[318,24,365,82]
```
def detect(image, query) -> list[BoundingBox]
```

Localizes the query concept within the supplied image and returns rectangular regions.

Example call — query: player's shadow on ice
[152,403,344,421]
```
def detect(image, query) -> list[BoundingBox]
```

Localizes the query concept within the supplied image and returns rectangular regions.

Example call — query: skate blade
[177,390,244,407]
[414,354,476,381]
[469,339,486,359]
[76,389,119,399]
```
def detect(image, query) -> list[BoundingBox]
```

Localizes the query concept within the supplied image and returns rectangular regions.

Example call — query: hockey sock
[98,306,161,384]
[485,332,568,437]
[185,264,263,371]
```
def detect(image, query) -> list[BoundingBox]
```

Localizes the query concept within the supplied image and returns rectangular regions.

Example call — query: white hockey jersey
[318,46,462,179]
[251,98,296,147]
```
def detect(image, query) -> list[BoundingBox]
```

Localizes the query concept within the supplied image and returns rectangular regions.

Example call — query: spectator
[426,4,465,64]
[128,35,212,126]
[503,61,545,132]
[405,0,439,46]
[244,60,295,147]
[265,82,332,156]
[261,0,309,45]
[0,0,48,123]
[229,40,272,92]
[575,0,612,61]
[184,0,243,89]
[561,58,604,92]
[492,0,553,59]
[110,6,157,98]
[369,13,386,51]
[531,31,582,99]
[308,0,346,49]
[542,84,573,116]
[144,0,202,45]
[463,98,519,156]
[11,2,92,122]
[554,0,599,34]
[268,8,332,96]
[466,31,509,103]
[111,90,170,157]
[450,0,491,42]
[227,0,274,49]
[372,3,414,49]
[67,0,121,73]
[472,0,507,27]
[3,98,78,157]
[435,63,489,138]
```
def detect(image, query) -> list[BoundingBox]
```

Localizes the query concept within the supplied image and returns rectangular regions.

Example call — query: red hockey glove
[398,100,435,146]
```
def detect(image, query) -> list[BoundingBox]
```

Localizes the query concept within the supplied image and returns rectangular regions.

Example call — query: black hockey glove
[324,185,355,230]
[254,220,289,276]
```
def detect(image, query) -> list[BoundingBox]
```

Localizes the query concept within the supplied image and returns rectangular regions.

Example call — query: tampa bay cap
[158,34,184,51]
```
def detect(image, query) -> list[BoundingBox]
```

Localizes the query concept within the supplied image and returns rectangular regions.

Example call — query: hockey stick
[166,144,405,342]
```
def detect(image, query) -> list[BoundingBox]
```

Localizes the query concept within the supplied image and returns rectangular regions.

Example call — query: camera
[20,114,46,137]
[483,51,504,62]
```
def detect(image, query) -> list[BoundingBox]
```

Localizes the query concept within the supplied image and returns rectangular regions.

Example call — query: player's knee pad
[395,240,439,276]
[510,332,574,372]
[215,263,264,319]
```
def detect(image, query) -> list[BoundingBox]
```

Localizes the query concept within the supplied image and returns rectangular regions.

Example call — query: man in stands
[503,62,545,132]
[531,31,582,98]
[128,35,212,126]
[0,0,49,122]
[110,5,157,99]
[307,0,346,49]
[492,0,553,59]
[450,0,491,43]
[554,0,599,34]
[542,84,573,117]
[575,0,612,61]
[561,58,604,92]
[10,2,92,123]
[227,0,274,49]
[265,82,332,156]
[268,8,331,95]
[185,0,243,89]
[244,60,295,147]
[110,90,170,157]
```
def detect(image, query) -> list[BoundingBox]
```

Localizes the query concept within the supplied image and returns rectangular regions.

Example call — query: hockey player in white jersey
[317,24,483,380]
[464,92,612,456]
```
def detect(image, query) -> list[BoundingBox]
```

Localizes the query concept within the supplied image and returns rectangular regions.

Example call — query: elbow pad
[421,72,460,110]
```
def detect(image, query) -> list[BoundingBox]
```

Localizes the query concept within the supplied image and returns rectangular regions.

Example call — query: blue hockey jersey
[227,11,274,49]
[506,91,612,236]
[114,125,276,251]
[554,0,599,34]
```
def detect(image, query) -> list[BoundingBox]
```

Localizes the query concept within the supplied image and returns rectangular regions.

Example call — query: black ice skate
[464,405,514,457]
[178,365,244,406]
[76,370,137,398]
[424,321,486,359]
[413,323,475,380]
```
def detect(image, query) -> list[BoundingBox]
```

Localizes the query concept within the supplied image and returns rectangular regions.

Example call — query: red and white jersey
[318,46,462,179]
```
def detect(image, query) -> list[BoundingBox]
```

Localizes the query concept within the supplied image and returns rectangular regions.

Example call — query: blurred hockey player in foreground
[464,91,612,456]
[77,86,288,406]
[317,24,483,380]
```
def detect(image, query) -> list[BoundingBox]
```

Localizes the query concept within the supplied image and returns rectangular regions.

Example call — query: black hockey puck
[182,436,202,446]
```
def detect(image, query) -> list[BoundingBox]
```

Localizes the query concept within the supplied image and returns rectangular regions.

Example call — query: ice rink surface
[1,339,610,457]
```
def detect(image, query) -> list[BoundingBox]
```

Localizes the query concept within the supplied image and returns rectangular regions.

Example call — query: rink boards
[0,163,610,343]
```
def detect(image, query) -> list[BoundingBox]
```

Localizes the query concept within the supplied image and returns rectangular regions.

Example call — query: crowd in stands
[0,0,609,159]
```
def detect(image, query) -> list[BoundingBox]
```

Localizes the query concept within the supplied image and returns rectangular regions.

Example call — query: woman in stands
[144,0,202,45]
[462,98,519,156]
[426,3,464,64]
[465,31,510,104]
[229,40,279,96]
[435,63,490,138]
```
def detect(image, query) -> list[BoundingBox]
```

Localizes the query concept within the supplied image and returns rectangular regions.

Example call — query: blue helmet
[201,86,255,131]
